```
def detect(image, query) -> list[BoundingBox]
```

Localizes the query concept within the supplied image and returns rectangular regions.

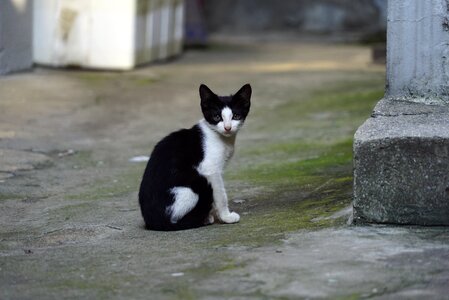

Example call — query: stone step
[353,99,449,225]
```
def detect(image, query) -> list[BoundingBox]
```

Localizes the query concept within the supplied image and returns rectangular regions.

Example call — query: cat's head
[199,84,251,137]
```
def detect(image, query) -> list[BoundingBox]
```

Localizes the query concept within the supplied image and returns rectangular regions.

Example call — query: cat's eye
[213,114,222,122]
[233,114,242,120]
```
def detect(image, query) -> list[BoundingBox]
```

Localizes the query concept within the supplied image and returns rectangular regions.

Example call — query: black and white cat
[139,84,252,231]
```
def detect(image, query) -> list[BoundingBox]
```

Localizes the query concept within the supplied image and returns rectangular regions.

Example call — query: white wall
[33,0,184,70]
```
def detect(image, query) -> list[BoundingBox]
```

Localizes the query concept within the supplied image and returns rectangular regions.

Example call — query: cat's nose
[224,126,232,132]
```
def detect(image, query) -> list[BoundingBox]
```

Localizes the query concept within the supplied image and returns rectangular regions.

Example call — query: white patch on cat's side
[167,187,199,223]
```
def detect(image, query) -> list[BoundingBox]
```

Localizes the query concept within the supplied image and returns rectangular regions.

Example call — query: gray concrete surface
[354,99,449,225]
[353,0,449,226]
[0,0,33,75]
[1,40,448,299]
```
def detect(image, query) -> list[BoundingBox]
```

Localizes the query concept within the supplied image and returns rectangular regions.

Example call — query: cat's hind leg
[204,210,215,225]
[167,187,199,224]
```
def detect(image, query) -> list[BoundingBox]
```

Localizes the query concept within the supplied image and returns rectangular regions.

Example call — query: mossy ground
[55,79,384,250]
[35,77,385,296]
[162,79,391,295]
[215,81,384,247]
[5,41,422,300]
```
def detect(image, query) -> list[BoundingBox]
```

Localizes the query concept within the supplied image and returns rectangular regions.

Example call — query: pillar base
[353,99,449,225]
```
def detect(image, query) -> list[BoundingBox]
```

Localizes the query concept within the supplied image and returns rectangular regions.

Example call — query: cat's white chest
[197,121,235,176]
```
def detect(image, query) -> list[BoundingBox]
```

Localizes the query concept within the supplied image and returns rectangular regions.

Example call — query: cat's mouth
[221,131,235,137]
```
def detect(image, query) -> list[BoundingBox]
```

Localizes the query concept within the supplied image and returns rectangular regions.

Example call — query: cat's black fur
[139,84,251,231]
[139,124,213,231]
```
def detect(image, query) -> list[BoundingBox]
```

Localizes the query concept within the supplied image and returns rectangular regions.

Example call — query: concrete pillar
[353,0,449,225]
[387,0,449,104]
[0,0,33,75]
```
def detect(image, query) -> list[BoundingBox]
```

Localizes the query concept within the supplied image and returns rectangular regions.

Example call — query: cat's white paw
[204,213,215,225]
[219,211,240,224]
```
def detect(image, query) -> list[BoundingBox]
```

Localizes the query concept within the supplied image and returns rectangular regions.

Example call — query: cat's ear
[233,83,252,108]
[199,84,217,107]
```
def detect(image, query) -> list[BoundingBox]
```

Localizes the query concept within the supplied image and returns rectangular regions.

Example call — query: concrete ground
[1,40,448,299]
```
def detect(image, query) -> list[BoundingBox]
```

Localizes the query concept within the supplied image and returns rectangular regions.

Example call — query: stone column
[353,0,449,225]
[0,0,33,75]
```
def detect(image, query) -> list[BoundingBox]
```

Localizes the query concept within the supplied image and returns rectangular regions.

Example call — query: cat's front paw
[219,211,240,224]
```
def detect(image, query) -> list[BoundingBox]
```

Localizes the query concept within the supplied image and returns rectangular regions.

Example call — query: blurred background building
[201,0,386,40]
[0,0,387,74]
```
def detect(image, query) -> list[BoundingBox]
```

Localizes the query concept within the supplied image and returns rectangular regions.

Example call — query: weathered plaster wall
[0,0,33,75]
[386,0,449,104]
[33,0,183,70]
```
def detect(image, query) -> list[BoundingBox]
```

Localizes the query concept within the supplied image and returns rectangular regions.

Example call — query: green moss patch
[230,139,352,188]
[210,80,385,247]
[65,165,144,201]
[0,193,22,202]
[211,177,352,248]
[75,72,160,87]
